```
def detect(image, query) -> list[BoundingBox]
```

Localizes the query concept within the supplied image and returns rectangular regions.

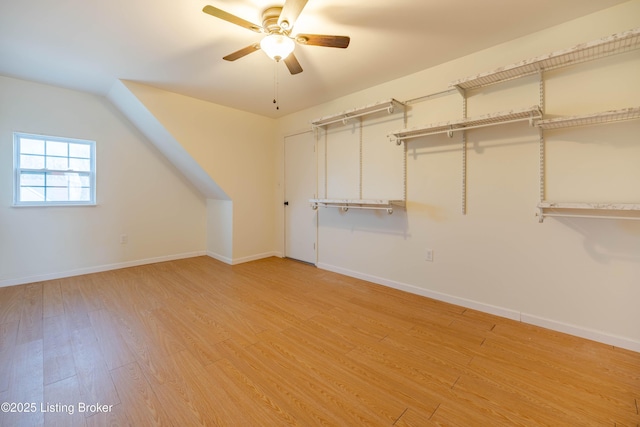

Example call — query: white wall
[0,76,207,286]
[206,199,233,263]
[276,1,640,350]
[121,82,278,262]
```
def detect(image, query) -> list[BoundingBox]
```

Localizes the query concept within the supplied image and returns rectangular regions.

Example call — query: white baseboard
[0,251,207,288]
[206,251,282,265]
[1,250,282,288]
[317,262,640,353]
[318,263,520,321]
[521,313,640,353]
[206,251,233,265]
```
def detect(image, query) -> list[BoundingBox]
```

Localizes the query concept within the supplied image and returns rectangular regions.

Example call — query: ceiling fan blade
[223,44,261,61]
[278,0,308,31]
[295,34,350,49]
[202,5,262,33]
[284,53,303,75]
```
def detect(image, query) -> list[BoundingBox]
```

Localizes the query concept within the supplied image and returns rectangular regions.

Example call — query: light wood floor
[0,256,638,426]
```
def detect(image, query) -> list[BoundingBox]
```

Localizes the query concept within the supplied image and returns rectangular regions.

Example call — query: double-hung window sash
[14,133,96,206]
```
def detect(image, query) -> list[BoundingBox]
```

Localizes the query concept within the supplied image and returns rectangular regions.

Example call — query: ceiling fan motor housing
[262,7,285,34]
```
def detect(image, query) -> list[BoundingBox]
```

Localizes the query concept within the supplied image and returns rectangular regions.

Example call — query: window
[13,132,96,206]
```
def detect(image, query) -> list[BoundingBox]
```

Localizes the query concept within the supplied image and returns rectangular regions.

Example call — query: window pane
[69,158,90,171]
[69,143,90,158]
[20,154,45,169]
[20,138,45,155]
[20,173,45,186]
[69,186,90,201]
[46,141,68,157]
[67,173,84,187]
[46,173,69,187]
[46,187,69,202]
[46,156,69,170]
[20,187,45,201]
[78,175,90,186]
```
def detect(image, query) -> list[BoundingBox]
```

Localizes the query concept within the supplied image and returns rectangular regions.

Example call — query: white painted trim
[0,251,207,288]
[521,313,640,353]
[206,251,233,265]
[318,263,520,321]
[231,251,281,265]
[206,251,282,266]
[317,262,640,353]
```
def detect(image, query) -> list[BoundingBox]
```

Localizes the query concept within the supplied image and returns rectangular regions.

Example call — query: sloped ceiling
[0,0,629,118]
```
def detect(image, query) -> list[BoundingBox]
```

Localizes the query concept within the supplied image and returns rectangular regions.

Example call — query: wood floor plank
[114,306,185,360]
[394,407,439,426]
[482,332,638,408]
[84,403,130,427]
[43,375,86,426]
[251,330,408,425]
[466,350,628,426]
[152,306,224,367]
[110,362,171,426]
[450,373,569,425]
[43,315,76,386]
[468,337,640,425]
[381,329,474,369]
[346,338,460,397]
[60,279,92,332]
[0,285,25,324]
[139,347,237,426]
[79,276,105,312]
[70,327,120,408]
[0,322,18,393]
[208,356,303,426]
[170,349,252,426]
[16,282,43,344]
[87,309,135,371]
[0,339,44,427]
[214,338,347,426]
[42,280,64,319]
[187,293,264,347]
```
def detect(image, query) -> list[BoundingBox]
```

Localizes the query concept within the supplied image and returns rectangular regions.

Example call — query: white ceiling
[0,0,629,118]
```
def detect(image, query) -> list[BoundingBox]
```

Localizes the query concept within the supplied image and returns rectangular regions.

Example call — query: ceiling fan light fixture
[260,34,295,61]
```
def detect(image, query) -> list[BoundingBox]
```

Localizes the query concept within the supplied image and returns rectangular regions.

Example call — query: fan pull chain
[272,61,280,110]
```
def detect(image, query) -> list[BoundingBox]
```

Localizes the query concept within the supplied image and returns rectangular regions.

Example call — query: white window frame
[13,132,96,207]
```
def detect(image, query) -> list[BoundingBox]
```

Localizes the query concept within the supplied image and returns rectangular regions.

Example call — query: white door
[284,132,317,264]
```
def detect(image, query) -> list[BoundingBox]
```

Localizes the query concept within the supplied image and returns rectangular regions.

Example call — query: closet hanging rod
[392,115,538,142]
[311,99,405,128]
[311,107,390,127]
[313,204,397,213]
[537,213,640,221]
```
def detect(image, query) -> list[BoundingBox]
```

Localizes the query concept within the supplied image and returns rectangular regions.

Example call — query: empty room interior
[1,0,639,425]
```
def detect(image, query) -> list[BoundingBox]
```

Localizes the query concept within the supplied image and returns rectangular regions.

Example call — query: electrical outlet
[425,248,434,262]
[120,234,128,244]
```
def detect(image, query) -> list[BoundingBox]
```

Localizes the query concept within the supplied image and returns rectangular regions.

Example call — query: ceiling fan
[202,0,350,75]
